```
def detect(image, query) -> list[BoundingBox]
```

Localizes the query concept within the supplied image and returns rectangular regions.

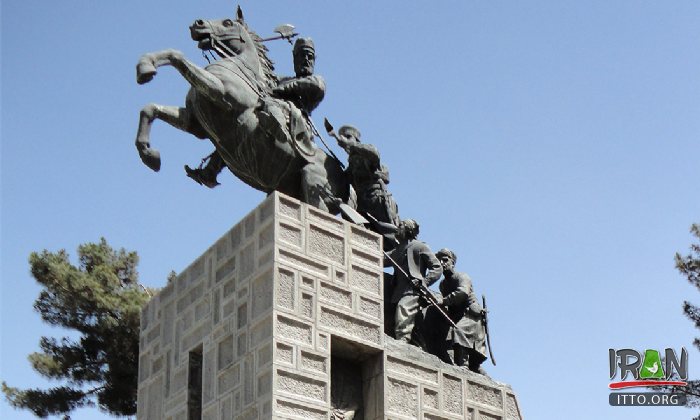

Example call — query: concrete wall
[137,192,522,420]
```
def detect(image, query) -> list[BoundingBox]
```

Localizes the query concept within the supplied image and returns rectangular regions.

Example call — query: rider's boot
[184,152,224,188]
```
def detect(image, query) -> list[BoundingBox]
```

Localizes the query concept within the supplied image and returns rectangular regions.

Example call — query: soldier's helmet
[293,37,315,55]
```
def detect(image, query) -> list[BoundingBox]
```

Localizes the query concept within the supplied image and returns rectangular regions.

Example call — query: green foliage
[675,224,700,416]
[2,239,152,418]
[678,224,700,339]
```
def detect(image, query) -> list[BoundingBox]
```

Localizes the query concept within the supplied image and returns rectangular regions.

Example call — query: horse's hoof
[140,148,161,172]
[136,62,157,85]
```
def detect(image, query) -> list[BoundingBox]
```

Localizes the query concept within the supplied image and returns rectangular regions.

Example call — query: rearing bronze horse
[135,7,348,212]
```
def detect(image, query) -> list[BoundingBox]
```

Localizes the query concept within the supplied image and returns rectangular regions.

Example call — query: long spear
[381,248,471,348]
[361,211,471,348]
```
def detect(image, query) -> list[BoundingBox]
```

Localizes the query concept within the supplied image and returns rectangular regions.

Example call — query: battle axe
[261,24,299,44]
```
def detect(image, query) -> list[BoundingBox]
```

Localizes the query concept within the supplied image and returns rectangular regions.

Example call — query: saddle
[255,96,316,160]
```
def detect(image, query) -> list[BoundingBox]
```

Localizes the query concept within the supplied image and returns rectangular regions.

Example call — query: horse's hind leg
[300,161,341,214]
[136,103,207,171]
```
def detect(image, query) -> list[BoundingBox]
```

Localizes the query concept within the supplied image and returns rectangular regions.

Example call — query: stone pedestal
[137,192,523,420]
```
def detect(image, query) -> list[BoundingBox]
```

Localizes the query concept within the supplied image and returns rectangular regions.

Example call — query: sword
[482,294,496,366]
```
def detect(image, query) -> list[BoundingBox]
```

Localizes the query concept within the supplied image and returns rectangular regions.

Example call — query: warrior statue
[326,123,400,250]
[383,219,442,343]
[426,248,488,374]
[134,7,348,213]
[185,37,326,190]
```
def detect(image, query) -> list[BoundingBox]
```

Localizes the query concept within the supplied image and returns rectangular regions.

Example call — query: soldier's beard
[300,66,312,76]
[295,61,314,77]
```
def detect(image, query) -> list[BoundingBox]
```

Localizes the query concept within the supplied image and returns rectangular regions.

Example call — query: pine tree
[2,239,152,418]
[675,224,700,418]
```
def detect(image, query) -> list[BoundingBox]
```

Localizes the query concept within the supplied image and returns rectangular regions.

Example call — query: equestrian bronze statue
[134,7,348,213]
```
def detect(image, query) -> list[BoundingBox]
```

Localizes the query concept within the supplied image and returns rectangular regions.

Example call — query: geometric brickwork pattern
[383,337,523,420]
[137,192,523,419]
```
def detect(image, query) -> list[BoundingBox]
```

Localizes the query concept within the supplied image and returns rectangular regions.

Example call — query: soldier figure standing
[329,124,400,248]
[427,248,488,374]
[384,219,442,343]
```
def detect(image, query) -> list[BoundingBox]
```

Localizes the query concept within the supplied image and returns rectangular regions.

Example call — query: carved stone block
[137,193,522,420]
[277,369,327,402]
[467,380,503,409]
[386,377,419,417]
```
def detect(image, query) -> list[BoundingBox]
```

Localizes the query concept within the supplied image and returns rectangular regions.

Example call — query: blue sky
[2,1,699,419]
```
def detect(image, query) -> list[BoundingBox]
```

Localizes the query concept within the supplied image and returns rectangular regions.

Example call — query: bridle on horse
[207,26,269,100]
[200,20,342,168]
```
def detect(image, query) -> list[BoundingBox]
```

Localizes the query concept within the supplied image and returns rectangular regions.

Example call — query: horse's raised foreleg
[137,50,232,110]
[136,103,207,171]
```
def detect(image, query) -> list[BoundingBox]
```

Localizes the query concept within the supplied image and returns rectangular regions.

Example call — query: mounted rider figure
[185,37,326,190]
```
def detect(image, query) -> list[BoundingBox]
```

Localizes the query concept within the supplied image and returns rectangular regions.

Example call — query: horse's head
[190,6,277,91]
[190,6,254,57]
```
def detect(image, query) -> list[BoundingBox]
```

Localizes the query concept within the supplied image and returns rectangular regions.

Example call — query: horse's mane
[239,20,278,92]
